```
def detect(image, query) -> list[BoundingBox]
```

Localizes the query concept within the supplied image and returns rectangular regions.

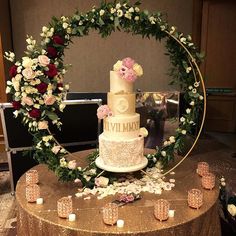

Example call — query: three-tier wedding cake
[95,58,148,172]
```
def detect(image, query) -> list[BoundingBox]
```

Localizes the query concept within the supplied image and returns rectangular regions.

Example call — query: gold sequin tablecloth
[16,149,220,236]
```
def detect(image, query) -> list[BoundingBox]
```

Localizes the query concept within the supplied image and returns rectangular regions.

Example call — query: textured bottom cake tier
[96,133,148,173]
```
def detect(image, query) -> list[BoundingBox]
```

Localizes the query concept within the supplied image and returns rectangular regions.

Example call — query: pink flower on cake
[122,57,135,69]
[97,105,112,119]
[44,95,56,105]
[124,68,137,82]
[68,160,77,170]
[95,176,109,187]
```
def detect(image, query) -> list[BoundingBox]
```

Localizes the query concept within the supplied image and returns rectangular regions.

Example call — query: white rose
[186,108,191,114]
[190,101,195,106]
[135,7,140,12]
[42,26,48,33]
[99,9,105,16]
[227,204,236,217]
[181,130,187,135]
[6,86,11,94]
[113,60,123,71]
[12,80,20,91]
[199,95,204,100]
[116,3,121,9]
[161,151,166,157]
[128,7,134,13]
[134,16,139,21]
[180,117,185,122]
[62,22,69,29]
[38,55,50,67]
[192,88,197,94]
[169,136,175,143]
[68,160,77,170]
[22,57,33,68]
[22,68,35,80]
[133,63,143,76]
[117,9,123,17]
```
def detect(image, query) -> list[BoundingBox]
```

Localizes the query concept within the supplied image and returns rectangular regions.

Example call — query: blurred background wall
[9,0,193,92]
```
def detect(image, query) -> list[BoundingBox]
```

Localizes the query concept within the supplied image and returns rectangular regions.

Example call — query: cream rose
[51,145,60,154]
[22,96,34,106]
[95,176,109,187]
[44,95,56,105]
[68,160,77,170]
[139,127,148,137]
[22,57,34,68]
[12,79,20,91]
[113,60,122,71]
[38,55,50,67]
[22,68,35,80]
[133,63,143,76]
[227,204,236,217]
[38,121,48,130]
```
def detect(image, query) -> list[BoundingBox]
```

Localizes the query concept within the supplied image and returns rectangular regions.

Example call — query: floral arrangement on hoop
[5,0,205,188]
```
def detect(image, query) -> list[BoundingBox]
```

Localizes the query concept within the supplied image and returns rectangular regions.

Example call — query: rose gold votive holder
[154,199,170,221]
[26,169,39,185]
[202,172,215,190]
[26,184,40,203]
[197,162,209,177]
[102,203,118,225]
[57,197,73,218]
[188,189,203,209]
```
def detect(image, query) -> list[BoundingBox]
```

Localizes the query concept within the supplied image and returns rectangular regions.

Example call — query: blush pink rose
[38,55,50,67]
[38,120,48,130]
[44,95,56,105]
[22,68,35,80]
[22,96,33,106]
[68,160,77,170]
[97,105,112,119]
[51,145,60,154]
[122,57,135,69]
[95,176,109,187]
[123,68,137,82]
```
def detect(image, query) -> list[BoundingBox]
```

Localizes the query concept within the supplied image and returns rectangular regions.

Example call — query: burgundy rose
[9,65,17,77]
[45,64,58,78]
[29,108,41,118]
[12,101,21,110]
[52,35,64,45]
[47,46,58,59]
[37,82,48,94]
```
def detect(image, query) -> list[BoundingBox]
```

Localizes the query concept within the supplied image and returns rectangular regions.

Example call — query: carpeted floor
[0,171,17,236]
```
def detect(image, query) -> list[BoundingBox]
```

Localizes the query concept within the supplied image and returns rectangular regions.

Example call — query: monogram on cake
[95,58,148,172]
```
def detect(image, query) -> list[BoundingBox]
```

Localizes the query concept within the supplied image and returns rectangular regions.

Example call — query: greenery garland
[5,0,204,188]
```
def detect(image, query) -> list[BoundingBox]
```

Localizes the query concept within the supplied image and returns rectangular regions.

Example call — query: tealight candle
[202,172,215,190]
[102,203,118,225]
[154,199,170,221]
[168,210,175,217]
[68,213,76,222]
[26,184,40,203]
[188,189,203,209]
[197,162,209,177]
[26,169,39,185]
[57,197,73,218]
[117,219,124,228]
[36,198,44,204]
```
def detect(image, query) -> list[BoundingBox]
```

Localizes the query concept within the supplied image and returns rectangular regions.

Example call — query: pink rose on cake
[97,105,112,119]
[113,57,143,82]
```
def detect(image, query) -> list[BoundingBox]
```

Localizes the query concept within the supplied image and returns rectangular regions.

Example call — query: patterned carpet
[0,171,17,236]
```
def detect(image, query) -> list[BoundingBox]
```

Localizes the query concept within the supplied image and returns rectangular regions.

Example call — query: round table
[16,149,221,236]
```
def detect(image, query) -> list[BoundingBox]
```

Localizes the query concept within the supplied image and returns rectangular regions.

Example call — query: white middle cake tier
[103,113,140,139]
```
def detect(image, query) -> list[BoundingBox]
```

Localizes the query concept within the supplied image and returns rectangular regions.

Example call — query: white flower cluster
[75,167,175,199]
[4,51,15,62]
[26,35,36,51]
[40,26,54,44]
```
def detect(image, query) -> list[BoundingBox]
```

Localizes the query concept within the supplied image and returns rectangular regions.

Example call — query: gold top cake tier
[110,71,133,93]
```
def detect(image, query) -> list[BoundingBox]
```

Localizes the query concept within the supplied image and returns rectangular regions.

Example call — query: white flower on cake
[227,204,236,217]
[139,127,148,137]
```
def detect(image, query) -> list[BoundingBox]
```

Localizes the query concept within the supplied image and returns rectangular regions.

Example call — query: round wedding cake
[95,58,148,172]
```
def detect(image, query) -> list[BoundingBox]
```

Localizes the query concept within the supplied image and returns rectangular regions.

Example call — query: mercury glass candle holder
[154,199,170,221]
[197,162,209,177]
[57,197,73,218]
[202,172,215,190]
[26,169,39,185]
[102,203,118,225]
[26,184,40,203]
[188,189,203,209]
